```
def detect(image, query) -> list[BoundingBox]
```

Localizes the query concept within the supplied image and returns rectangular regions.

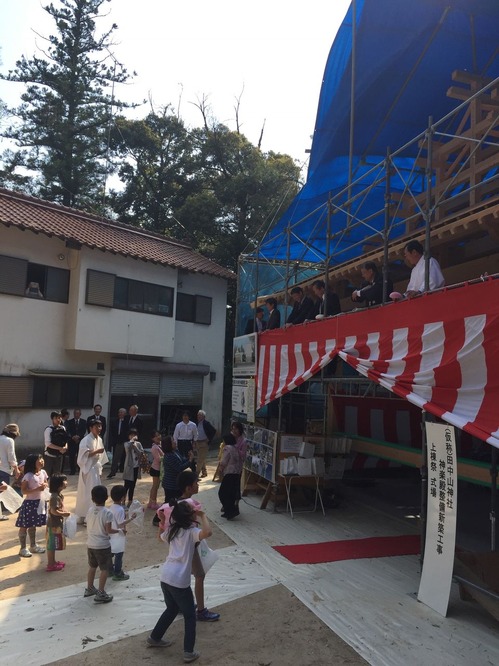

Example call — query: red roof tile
[0,188,234,280]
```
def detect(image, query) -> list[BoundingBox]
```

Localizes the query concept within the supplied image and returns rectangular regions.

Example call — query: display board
[232,333,257,377]
[243,424,278,484]
[232,377,255,422]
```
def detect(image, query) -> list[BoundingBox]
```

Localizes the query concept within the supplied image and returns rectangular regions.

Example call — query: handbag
[139,451,150,474]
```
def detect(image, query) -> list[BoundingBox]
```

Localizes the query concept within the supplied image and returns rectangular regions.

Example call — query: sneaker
[94,590,113,604]
[146,637,173,648]
[83,585,98,597]
[183,651,200,663]
[46,563,65,572]
[112,571,130,581]
[196,608,220,622]
[30,544,46,554]
[19,548,32,558]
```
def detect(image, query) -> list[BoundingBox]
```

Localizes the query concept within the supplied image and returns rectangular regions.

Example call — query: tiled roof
[0,188,234,280]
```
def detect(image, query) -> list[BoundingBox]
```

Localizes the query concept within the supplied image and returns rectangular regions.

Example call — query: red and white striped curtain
[256,279,499,449]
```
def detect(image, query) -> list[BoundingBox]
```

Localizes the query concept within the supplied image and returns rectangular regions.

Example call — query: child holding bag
[156,469,220,622]
[46,473,70,572]
[15,453,48,558]
[148,500,212,663]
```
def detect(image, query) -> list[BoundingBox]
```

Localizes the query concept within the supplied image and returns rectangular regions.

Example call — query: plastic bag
[63,513,78,539]
[128,499,144,530]
[37,487,51,515]
[110,531,126,553]
[198,539,219,574]
[0,484,23,513]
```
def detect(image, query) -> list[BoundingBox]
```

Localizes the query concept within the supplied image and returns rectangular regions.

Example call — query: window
[0,377,33,408]
[0,254,69,303]
[86,270,174,317]
[0,376,95,408]
[176,293,212,325]
[32,378,95,408]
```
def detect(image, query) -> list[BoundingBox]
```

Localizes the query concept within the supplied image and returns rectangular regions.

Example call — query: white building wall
[67,246,176,358]
[172,271,228,431]
[0,226,228,450]
[0,227,113,447]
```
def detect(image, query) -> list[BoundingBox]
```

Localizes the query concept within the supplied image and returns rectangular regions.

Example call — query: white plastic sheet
[0,484,23,513]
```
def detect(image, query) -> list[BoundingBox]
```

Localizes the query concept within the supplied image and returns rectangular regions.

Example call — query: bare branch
[257,118,266,150]
[234,85,245,134]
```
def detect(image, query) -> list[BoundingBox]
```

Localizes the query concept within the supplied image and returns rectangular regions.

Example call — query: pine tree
[0,0,134,209]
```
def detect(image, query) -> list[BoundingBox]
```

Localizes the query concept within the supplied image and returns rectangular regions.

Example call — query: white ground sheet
[2,478,499,665]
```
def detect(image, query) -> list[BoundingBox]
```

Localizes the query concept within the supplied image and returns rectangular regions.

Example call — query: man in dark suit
[65,408,87,474]
[244,307,266,334]
[286,286,315,325]
[265,297,281,329]
[351,261,393,306]
[107,407,128,478]
[126,404,143,438]
[86,404,107,438]
[311,280,341,317]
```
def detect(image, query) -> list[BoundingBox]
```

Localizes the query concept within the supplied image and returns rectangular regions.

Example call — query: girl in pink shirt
[148,431,164,510]
[16,453,49,557]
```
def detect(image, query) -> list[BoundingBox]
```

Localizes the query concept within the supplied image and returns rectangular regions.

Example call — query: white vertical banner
[418,422,458,616]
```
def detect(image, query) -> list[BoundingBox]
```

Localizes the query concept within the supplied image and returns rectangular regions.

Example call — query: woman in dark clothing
[161,437,194,505]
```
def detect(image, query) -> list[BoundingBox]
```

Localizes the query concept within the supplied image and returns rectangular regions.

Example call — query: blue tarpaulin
[257,0,499,264]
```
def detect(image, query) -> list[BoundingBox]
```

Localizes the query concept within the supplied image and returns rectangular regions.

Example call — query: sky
[0,0,351,167]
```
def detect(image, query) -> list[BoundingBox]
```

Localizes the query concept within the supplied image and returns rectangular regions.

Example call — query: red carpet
[273,534,420,564]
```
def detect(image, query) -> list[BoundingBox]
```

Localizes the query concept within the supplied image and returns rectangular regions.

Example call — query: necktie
[118,420,122,435]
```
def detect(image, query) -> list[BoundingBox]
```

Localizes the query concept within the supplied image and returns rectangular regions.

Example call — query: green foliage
[111,109,302,272]
[109,106,200,235]
[0,0,135,208]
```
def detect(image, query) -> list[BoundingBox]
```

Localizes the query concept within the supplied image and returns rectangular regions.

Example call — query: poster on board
[232,378,255,423]
[418,422,457,617]
[243,424,277,484]
[233,334,257,377]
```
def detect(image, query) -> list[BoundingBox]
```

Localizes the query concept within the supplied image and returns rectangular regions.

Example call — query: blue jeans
[112,551,123,575]
[151,582,196,652]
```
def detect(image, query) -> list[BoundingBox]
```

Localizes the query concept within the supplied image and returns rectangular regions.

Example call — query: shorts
[87,547,112,571]
[46,525,66,551]
[150,468,160,477]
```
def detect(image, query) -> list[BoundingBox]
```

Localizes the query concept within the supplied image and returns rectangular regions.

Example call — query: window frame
[175,292,212,325]
[86,269,174,318]
[0,254,70,303]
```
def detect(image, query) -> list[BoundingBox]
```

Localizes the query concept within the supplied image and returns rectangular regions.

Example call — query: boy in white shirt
[109,484,137,581]
[84,484,123,603]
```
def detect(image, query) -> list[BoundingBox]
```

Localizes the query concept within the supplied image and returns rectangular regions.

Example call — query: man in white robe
[75,420,108,522]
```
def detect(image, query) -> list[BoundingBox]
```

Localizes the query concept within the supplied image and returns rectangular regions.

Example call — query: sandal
[46,563,64,572]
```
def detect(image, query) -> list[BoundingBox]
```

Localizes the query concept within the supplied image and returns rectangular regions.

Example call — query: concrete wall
[173,271,228,431]
[0,225,228,451]
[66,247,176,358]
